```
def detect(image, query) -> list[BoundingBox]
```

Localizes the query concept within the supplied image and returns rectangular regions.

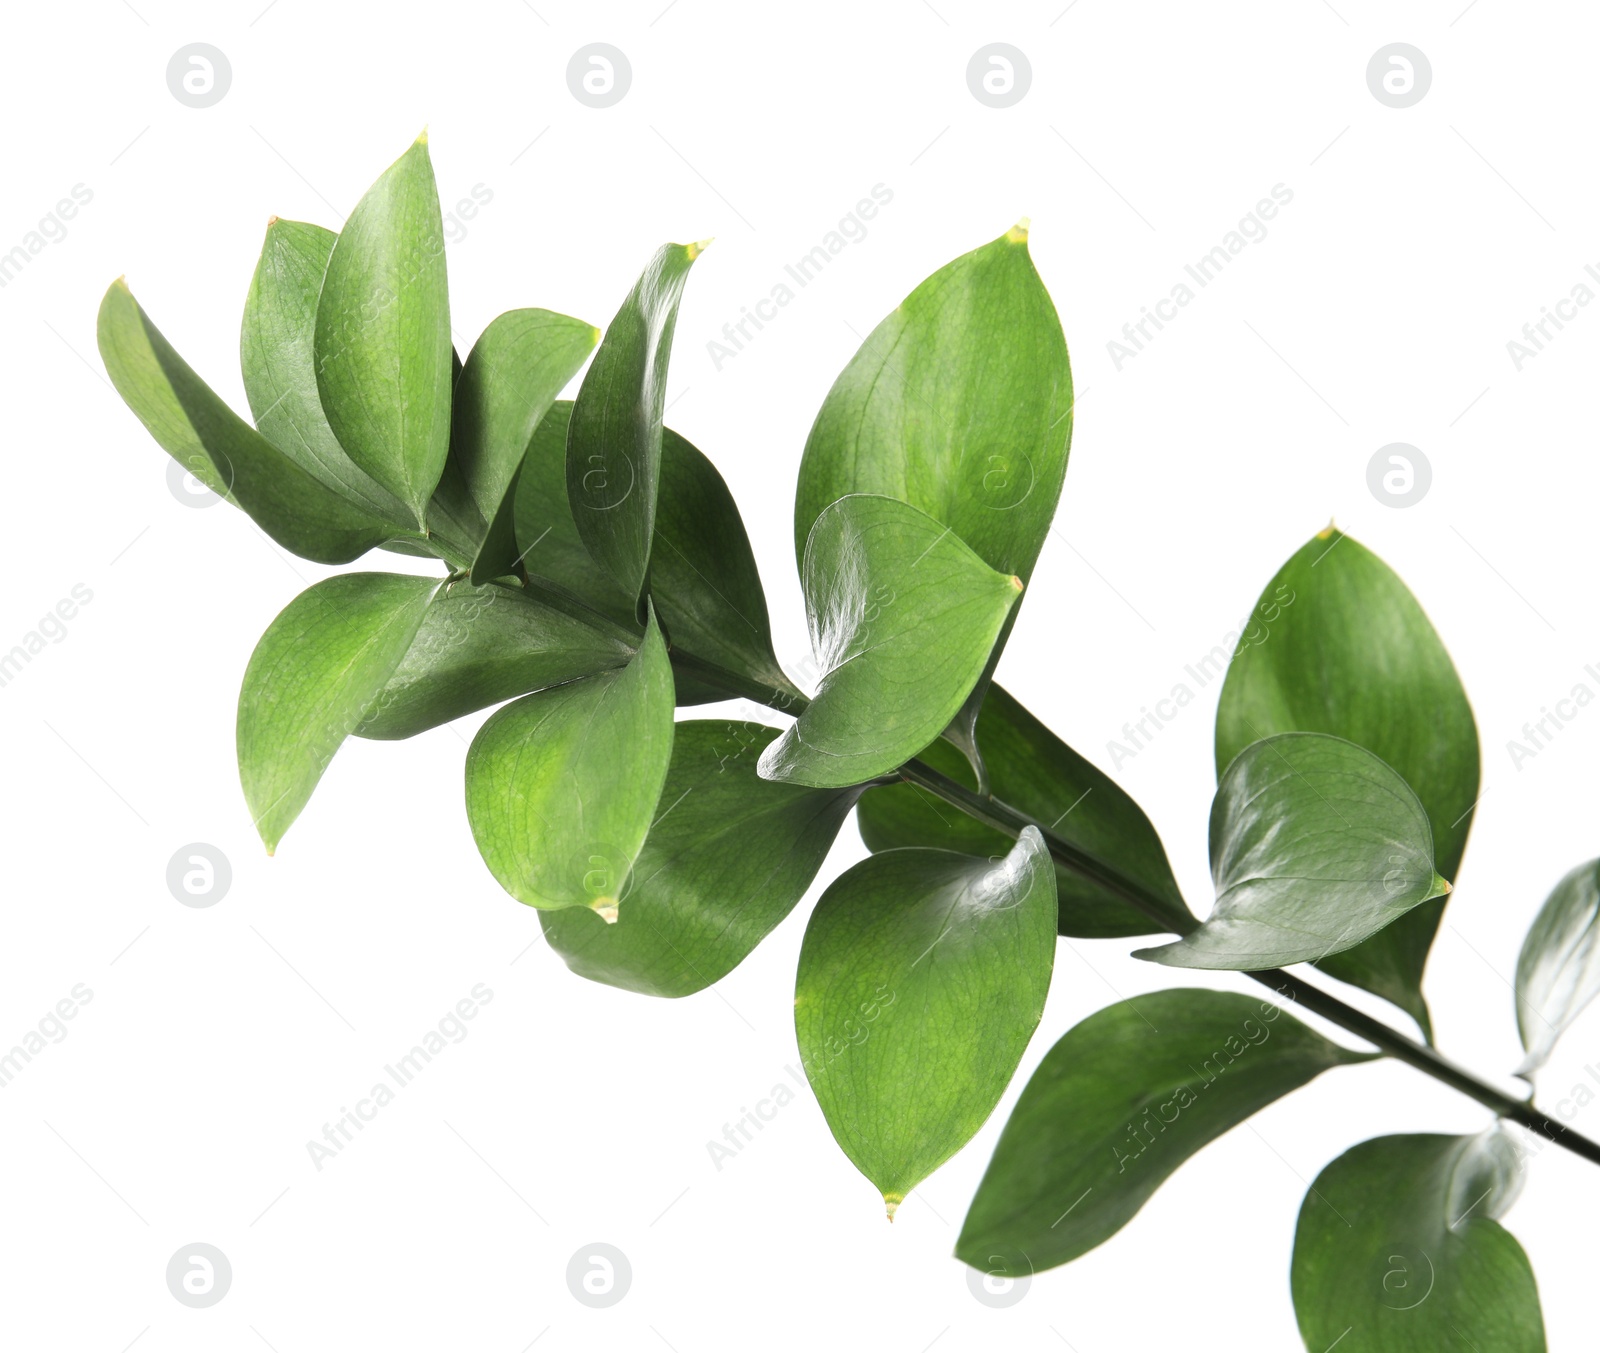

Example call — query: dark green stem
[672,653,1600,1170]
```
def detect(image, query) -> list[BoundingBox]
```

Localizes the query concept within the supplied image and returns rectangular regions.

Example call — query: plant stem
[897,760,1600,1169]
[676,652,1600,1170]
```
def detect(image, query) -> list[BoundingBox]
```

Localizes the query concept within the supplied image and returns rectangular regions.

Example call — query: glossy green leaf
[1216,528,1480,1037]
[957,990,1372,1275]
[465,608,674,913]
[857,685,1192,938]
[795,828,1056,1213]
[566,241,705,605]
[517,402,796,699]
[314,134,452,527]
[451,308,598,583]
[354,580,634,740]
[99,279,394,565]
[758,495,1022,788]
[1514,858,1600,1076]
[793,223,1071,584]
[1137,732,1449,971]
[1291,1130,1544,1353]
[241,217,415,528]
[541,722,860,996]
[238,573,438,852]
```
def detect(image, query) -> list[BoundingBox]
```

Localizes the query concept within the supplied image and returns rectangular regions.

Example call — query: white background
[2,1,1598,1348]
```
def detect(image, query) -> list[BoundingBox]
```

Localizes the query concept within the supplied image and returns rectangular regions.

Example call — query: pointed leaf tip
[415,126,429,145]
[687,237,713,260]
[592,899,620,925]
[884,1196,901,1222]
[1006,217,1030,243]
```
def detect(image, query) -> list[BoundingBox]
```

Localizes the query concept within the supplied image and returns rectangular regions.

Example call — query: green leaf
[354,580,635,740]
[857,685,1192,938]
[793,224,1071,775]
[240,217,415,529]
[957,989,1372,1275]
[1215,527,1480,1038]
[98,279,394,565]
[793,223,1071,585]
[314,133,452,527]
[795,828,1056,1213]
[464,607,675,913]
[238,573,438,852]
[758,495,1022,788]
[1514,858,1600,1076]
[566,241,705,606]
[540,721,860,996]
[1291,1130,1544,1353]
[1137,732,1449,971]
[451,308,598,584]
[516,402,796,699]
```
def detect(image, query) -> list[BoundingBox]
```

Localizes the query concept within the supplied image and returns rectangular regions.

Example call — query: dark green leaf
[355,580,634,740]
[99,279,394,565]
[1216,527,1480,1037]
[957,989,1372,1275]
[464,607,674,913]
[1137,733,1449,970]
[238,573,438,852]
[452,308,598,583]
[759,495,1022,788]
[240,217,415,529]
[314,134,452,527]
[540,721,860,996]
[566,241,705,605]
[857,685,1192,938]
[1514,858,1600,1076]
[518,402,796,699]
[1291,1130,1544,1352]
[795,828,1056,1214]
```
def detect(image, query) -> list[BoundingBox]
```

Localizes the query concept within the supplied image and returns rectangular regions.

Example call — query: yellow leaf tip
[1009,575,1024,593]
[416,126,429,145]
[591,898,620,925]
[687,237,713,261]
[884,1194,902,1222]
[1006,217,1031,244]
[1316,516,1337,540]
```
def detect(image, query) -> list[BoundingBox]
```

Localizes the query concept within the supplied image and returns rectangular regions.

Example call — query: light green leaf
[793,224,1071,774]
[99,279,394,565]
[566,241,705,605]
[540,722,860,996]
[1216,527,1480,1038]
[758,495,1022,788]
[1137,732,1449,971]
[314,134,452,527]
[354,580,635,740]
[957,990,1373,1275]
[238,572,438,852]
[857,685,1192,938]
[452,308,598,583]
[465,608,674,913]
[795,828,1056,1213]
[1514,858,1600,1076]
[240,217,415,528]
[793,223,1071,584]
[1291,1129,1544,1353]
